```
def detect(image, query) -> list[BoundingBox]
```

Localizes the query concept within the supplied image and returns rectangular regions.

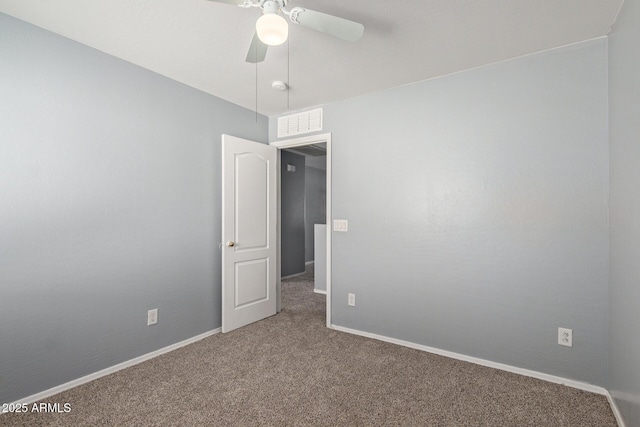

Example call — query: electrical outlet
[147,309,158,326]
[348,293,356,307]
[558,327,572,347]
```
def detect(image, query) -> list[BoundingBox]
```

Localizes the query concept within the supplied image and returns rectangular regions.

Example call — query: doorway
[271,133,332,328]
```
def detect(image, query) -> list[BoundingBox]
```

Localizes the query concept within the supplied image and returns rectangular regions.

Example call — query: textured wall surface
[280,150,306,277]
[608,0,640,423]
[272,39,609,386]
[314,225,327,293]
[0,13,267,403]
[305,163,326,262]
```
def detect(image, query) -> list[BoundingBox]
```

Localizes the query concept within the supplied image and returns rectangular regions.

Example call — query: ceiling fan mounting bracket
[242,0,287,10]
[288,7,304,24]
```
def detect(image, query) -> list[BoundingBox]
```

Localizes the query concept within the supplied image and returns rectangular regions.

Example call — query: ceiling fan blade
[204,0,246,5]
[245,31,268,63]
[290,8,364,42]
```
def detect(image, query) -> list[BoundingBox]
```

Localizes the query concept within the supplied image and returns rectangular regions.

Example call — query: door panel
[222,135,277,333]
[235,153,269,250]
[235,258,269,307]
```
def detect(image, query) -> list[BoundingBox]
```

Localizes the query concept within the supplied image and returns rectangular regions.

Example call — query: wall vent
[277,108,323,138]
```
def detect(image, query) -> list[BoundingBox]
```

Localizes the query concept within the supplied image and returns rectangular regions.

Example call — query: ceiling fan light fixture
[256,12,288,46]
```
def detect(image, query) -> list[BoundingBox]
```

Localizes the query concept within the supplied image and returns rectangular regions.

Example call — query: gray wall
[271,39,609,386]
[305,162,326,262]
[0,13,267,404]
[609,0,640,423]
[280,150,306,276]
[314,225,327,293]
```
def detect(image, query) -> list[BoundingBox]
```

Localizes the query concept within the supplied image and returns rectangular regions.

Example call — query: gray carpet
[2,265,617,426]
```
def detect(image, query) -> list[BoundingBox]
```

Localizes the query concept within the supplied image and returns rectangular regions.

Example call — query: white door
[221,134,277,333]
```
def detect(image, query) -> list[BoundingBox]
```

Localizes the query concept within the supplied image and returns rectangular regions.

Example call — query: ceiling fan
[206,0,365,63]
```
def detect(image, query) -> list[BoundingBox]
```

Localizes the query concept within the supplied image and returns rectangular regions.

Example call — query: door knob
[226,241,235,247]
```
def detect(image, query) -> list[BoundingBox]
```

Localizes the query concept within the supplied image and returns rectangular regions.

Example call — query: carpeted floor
[2,265,617,426]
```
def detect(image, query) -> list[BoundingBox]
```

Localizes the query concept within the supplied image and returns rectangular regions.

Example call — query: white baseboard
[282,272,306,279]
[6,323,624,426]
[330,325,607,396]
[313,289,327,295]
[305,261,315,266]
[606,391,627,427]
[8,328,221,407]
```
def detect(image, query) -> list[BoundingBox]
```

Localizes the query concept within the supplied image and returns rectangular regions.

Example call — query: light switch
[348,293,356,307]
[333,219,348,232]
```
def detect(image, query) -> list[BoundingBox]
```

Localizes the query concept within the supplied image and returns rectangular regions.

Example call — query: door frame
[270,133,332,328]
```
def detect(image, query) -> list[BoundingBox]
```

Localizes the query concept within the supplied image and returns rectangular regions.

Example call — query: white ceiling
[0,0,624,116]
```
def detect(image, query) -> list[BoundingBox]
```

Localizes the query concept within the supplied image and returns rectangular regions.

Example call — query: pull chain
[255,44,258,122]
[287,37,290,111]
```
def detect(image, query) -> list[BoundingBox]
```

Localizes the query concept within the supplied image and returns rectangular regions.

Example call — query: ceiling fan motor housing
[261,0,281,14]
